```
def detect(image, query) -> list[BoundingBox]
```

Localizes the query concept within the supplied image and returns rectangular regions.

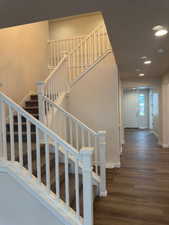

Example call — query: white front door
[124,89,139,128]
[137,90,149,129]
[123,89,149,129]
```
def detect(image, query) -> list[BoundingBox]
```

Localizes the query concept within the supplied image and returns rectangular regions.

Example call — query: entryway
[123,87,159,133]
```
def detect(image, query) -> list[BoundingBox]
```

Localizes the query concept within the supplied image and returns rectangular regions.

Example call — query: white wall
[49,13,103,40]
[119,79,124,148]
[160,73,169,147]
[149,87,160,138]
[68,52,121,168]
[0,173,62,225]
[0,21,49,103]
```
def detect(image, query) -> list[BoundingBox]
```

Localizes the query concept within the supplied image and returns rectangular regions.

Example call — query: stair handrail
[45,22,111,93]
[41,94,107,197]
[45,54,67,84]
[0,91,95,225]
[0,92,78,157]
[42,95,97,135]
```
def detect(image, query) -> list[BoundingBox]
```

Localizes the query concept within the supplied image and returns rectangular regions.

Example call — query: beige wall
[0,21,49,103]
[160,73,169,147]
[68,52,121,167]
[49,13,103,40]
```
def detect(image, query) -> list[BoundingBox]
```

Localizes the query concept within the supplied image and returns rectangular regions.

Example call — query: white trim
[99,190,108,197]
[0,160,82,225]
[71,50,112,87]
[159,143,169,148]
[151,130,159,139]
[106,162,121,168]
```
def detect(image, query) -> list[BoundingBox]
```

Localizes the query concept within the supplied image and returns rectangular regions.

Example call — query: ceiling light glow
[141,56,147,60]
[153,25,168,37]
[139,73,144,77]
[144,60,152,64]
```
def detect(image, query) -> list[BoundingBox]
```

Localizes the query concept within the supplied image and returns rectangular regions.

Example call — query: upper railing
[46,23,111,96]
[0,91,98,225]
[67,23,111,83]
[48,35,85,68]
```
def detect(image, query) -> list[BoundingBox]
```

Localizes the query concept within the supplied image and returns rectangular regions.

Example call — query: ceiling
[0,0,169,80]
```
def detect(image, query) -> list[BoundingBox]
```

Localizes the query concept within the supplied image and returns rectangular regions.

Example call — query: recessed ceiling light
[141,56,147,60]
[132,88,136,90]
[139,73,144,77]
[157,48,165,53]
[144,60,152,64]
[153,25,168,37]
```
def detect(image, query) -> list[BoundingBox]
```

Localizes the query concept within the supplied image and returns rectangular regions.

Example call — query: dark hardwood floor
[94,129,169,225]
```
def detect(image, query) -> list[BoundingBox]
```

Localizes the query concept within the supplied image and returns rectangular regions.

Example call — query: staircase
[0,22,111,225]
[5,93,97,217]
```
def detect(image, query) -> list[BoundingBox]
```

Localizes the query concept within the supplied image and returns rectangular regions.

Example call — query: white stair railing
[0,91,96,225]
[36,89,107,197]
[48,35,85,68]
[45,23,111,98]
[43,55,70,103]
[67,23,111,83]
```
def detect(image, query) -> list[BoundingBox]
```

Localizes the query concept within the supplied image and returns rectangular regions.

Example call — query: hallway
[94,129,169,225]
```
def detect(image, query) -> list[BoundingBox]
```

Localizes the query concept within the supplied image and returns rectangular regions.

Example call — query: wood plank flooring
[94,129,169,225]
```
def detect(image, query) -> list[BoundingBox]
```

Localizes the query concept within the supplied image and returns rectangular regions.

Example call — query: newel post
[36,81,45,123]
[98,131,107,197]
[80,147,94,225]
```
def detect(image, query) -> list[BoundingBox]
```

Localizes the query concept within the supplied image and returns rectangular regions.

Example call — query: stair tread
[6,131,36,135]
[24,106,38,109]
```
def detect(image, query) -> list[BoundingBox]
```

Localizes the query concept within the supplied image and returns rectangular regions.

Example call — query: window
[139,94,145,116]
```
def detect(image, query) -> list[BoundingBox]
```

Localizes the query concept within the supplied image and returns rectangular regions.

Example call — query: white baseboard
[159,143,169,148]
[151,130,159,139]
[106,162,121,168]
[100,190,108,197]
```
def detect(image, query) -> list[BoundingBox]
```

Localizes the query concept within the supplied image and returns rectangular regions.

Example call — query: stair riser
[30,95,38,100]
[6,134,36,143]
[24,108,39,114]
[25,101,38,107]
[6,124,36,132]
[13,115,39,122]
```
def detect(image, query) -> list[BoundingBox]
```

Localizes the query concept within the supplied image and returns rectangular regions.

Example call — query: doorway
[123,88,149,129]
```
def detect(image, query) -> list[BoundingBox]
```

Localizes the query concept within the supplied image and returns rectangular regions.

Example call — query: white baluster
[80,147,94,225]
[9,106,15,161]
[36,127,41,183]
[55,141,60,199]
[75,159,80,218]
[36,81,45,123]
[69,118,73,145]
[81,127,85,147]
[75,123,79,151]
[18,112,23,166]
[26,120,32,175]
[94,135,98,175]
[98,131,107,197]
[64,150,69,206]
[45,134,50,192]
[88,132,92,147]
[0,101,7,160]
